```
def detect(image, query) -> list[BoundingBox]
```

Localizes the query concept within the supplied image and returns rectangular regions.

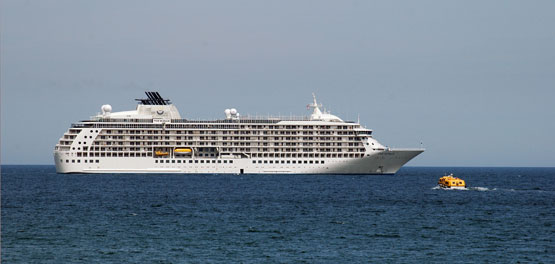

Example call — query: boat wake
[432,186,496,191]
[469,187,496,192]
[431,186,466,191]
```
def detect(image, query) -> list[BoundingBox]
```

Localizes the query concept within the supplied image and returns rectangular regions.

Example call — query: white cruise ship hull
[53,92,424,175]
[54,149,423,175]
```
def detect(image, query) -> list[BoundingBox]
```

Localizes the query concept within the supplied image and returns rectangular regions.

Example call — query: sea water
[2,166,554,263]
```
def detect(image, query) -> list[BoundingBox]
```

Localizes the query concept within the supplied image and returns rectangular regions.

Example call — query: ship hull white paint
[54,149,423,174]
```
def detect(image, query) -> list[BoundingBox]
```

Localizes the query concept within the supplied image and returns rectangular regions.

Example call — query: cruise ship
[54,92,423,174]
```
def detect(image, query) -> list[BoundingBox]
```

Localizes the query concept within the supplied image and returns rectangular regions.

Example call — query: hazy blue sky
[1,0,554,166]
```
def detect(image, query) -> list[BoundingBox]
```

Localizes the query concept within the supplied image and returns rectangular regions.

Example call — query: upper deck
[90,92,349,124]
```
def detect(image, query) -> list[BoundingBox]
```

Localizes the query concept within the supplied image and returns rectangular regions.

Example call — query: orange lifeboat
[155,150,169,156]
[438,174,466,189]
[174,148,192,154]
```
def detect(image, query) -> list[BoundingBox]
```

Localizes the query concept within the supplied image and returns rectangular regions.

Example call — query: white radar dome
[101,104,112,113]
[224,109,231,115]
[230,108,237,115]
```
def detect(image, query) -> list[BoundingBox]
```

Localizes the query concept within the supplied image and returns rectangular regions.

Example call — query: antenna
[310,93,322,108]
[312,92,317,106]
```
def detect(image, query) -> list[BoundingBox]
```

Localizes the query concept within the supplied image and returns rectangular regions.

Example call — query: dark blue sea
[2,166,554,263]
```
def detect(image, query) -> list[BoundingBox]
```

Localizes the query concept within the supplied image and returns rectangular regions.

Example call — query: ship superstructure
[54,92,423,174]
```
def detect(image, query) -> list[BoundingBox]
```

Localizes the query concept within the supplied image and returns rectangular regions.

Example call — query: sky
[1,0,554,166]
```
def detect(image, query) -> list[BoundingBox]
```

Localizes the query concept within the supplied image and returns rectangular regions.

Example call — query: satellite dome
[101,104,112,114]
[230,108,237,115]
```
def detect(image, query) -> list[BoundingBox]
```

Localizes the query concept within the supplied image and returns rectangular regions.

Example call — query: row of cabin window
[252,160,325,164]
[69,151,362,158]
[71,147,363,154]
[155,159,234,164]
[103,137,363,143]
[251,153,363,158]
[75,152,149,157]
[90,125,355,131]
[62,159,99,163]
[153,159,325,165]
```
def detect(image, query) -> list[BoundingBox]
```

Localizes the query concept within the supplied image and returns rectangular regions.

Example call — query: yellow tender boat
[155,150,169,156]
[174,148,192,154]
[438,174,466,189]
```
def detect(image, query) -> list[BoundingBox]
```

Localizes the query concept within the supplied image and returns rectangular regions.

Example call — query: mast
[309,93,323,117]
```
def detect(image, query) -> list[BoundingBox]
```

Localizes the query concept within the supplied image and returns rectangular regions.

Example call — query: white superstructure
[54,92,423,174]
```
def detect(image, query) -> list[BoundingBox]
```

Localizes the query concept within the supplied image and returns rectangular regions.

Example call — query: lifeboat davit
[438,174,466,189]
